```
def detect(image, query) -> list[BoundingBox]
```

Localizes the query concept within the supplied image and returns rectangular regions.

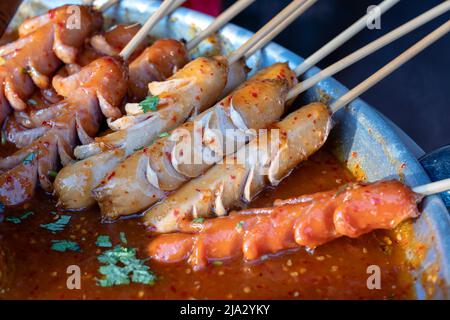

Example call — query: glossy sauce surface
[0,147,414,299]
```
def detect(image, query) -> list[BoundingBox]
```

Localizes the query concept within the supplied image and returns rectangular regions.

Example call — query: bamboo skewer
[330,19,450,113]
[286,0,450,100]
[186,0,256,51]
[228,0,308,65]
[294,0,400,76]
[244,0,318,59]
[120,0,184,60]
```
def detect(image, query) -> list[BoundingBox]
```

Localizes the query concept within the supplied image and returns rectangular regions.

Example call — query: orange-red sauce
[0,146,414,299]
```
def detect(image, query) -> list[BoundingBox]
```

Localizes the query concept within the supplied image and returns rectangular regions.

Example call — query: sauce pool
[0,147,415,299]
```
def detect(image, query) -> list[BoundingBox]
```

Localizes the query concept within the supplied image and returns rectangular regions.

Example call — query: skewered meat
[128,38,189,101]
[0,5,103,125]
[143,102,330,232]
[148,180,421,268]
[90,63,297,219]
[0,56,128,206]
[54,56,229,210]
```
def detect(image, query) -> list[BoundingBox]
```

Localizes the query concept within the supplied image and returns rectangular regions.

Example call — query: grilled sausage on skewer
[0,5,103,126]
[143,102,330,232]
[148,180,421,269]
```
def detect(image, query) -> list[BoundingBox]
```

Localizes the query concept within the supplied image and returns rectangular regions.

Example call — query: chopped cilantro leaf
[133,146,144,152]
[139,96,159,113]
[96,245,156,287]
[51,240,81,252]
[212,261,223,266]
[236,220,245,230]
[158,132,169,138]
[23,152,36,165]
[96,235,113,248]
[193,217,205,224]
[97,264,130,286]
[119,232,127,244]
[40,215,71,233]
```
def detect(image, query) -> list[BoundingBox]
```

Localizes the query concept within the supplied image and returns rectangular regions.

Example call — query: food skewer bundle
[142,1,450,233]
[54,0,316,211]
[0,0,449,299]
[57,0,447,222]
[53,0,401,215]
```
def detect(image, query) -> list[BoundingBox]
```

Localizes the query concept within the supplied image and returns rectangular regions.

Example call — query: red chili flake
[230,175,236,180]
[307,113,312,118]
[400,163,407,169]
[165,151,172,160]
[179,150,184,156]
[171,115,177,122]
[351,152,358,158]
[173,209,180,217]
[251,92,258,98]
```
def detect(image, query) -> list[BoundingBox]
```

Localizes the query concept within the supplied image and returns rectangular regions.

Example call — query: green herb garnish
[139,96,159,113]
[96,235,113,248]
[23,152,36,165]
[96,245,156,287]
[119,232,127,245]
[5,217,21,224]
[212,261,223,266]
[51,240,81,252]
[158,132,169,138]
[193,217,205,224]
[48,170,58,178]
[40,215,71,233]
[133,146,144,152]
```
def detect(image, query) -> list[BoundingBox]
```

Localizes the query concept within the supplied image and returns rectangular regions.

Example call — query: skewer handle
[294,0,400,76]
[119,0,183,61]
[244,0,317,59]
[186,0,256,51]
[228,0,307,65]
[413,178,450,196]
[330,19,450,113]
[286,1,450,101]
